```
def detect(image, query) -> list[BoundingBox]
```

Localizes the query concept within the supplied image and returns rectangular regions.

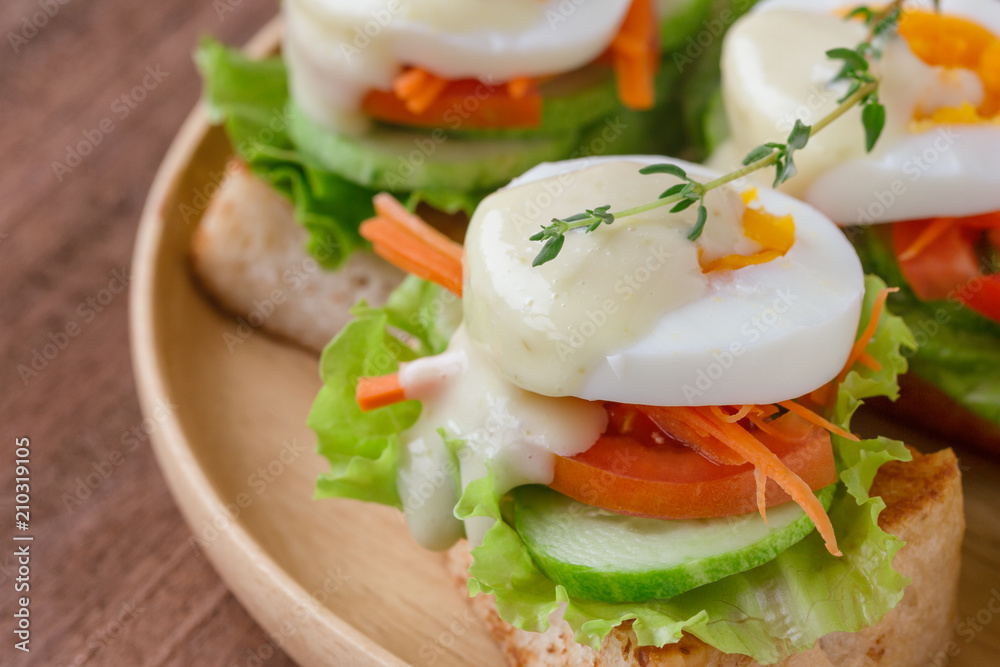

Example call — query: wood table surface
[3,1,1000,666]
[1,1,298,664]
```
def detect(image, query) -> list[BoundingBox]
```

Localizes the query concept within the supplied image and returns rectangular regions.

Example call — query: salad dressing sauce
[397,327,607,549]
[281,0,630,132]
[399,161,759,549]
[463,160,755,398]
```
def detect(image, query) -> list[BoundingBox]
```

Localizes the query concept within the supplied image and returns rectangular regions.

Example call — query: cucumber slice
[288,100,577,193]
[513,483,837,603]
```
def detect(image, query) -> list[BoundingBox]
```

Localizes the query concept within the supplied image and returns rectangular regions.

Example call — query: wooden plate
[130,19,503,667]
[130,18,1000,667]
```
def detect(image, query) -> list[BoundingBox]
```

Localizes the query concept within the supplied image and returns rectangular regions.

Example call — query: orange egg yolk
[899,10,1000,123]
[700,188,796,273]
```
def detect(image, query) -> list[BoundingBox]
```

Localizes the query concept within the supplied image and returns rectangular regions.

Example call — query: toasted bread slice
[190,161,404,353]
[446,448,964,667]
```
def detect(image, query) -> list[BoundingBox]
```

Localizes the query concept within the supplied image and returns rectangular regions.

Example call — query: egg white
[283,0,633,129]
[505,156,865,406]
[720,0,1000,224]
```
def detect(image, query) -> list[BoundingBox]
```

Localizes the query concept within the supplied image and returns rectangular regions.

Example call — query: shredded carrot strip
[753,403,780,418]
[360,194,465,295]
[746,412,779,437]
[392,67,448,114]
[754,467,768,524]
[808,384,834,408]
[679,406,840,556]
[744,404,782,436]
[710,404,754,423]
[372,193,464,265]
[611,32,646,58]
[777,400,859,442]
[835,287,898,386]
[611,0,658,110]
[898,217,957,261]
[640,406,746,466]
[365,233,464,296]
[708,405,732,423]
[507,77,534,100]
[406,75,448,114]
[393,68,427,99]
[356,373,406,412]
[857,350,883,372]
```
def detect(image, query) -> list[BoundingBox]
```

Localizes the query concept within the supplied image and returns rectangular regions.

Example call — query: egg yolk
[899,10,1000,123]
[700,188,796,273]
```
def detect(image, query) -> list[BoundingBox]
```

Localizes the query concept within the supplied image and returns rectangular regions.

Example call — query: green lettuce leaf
[195,39,673,268]
[308,277,459,505]
[457,275,915,665]
[852,226,1000,427]
[195,15,734,266]
[196,39,491,269]
[196,37,375,268]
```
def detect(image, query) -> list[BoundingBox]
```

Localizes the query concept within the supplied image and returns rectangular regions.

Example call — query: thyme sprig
[529,1,907,268]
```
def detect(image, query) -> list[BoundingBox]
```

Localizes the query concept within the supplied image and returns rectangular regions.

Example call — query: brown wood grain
[3,1,1000,666]
[0,0,297,664]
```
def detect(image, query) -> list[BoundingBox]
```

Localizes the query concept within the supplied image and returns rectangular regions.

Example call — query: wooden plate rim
[128,17,404,667]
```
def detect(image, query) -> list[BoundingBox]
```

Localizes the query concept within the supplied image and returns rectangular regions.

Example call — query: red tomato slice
[550,407,836,520]
[361,79,542,130]
[951,211,1000,229]
[955,274,1000,323]
[893,218,981,301]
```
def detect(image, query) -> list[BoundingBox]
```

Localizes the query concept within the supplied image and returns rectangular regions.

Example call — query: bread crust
[190,160,404,353]
[446,448,964,667]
